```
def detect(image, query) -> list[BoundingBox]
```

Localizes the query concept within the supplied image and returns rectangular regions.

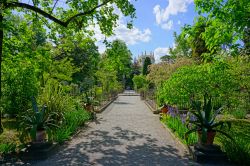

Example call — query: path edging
[144,100,160,114]
[143,98,191,158]
[160,121,191,157]
[95,96,118,113]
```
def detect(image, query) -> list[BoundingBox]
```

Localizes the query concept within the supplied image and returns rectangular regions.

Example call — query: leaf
[214,129,234,141]
[185,127,198,139]
[31,96,39,113]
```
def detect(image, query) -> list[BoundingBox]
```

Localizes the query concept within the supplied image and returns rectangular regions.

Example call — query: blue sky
[115,0,198,62]
[19,0,197,62]
[128,0,197,61]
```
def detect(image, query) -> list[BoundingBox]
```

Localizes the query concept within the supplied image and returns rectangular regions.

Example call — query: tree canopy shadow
[32,126,195,166]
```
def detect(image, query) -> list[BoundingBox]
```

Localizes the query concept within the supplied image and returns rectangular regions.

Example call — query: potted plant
[83,94,99,112]
[19,98,58,143]
[161,104,168,114]
[185,93,232,145]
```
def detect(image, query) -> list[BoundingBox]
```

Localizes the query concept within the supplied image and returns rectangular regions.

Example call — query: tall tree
[169,32,191,58]
[142,57,151,75]
[53,34,100,91]
[194,0,250,54]
[105,40,132,85]
[183,16,210,60]
[0,0,136,133]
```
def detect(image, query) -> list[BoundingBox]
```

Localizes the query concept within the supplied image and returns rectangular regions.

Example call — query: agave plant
[185,93,232,145]
[19,97,58,142]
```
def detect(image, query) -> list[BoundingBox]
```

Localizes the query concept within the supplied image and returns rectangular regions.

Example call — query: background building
[137,51,155,66]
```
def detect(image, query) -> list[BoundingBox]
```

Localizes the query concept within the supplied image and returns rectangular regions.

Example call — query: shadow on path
[35,126,190,166]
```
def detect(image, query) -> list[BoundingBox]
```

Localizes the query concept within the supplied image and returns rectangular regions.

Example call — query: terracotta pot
[161,105,168,113]
[198,130,216,145]
[85,104,93,112]
[36,130,46,142]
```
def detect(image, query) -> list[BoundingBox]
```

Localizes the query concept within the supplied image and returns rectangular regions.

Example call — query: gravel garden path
[35,91,197,166]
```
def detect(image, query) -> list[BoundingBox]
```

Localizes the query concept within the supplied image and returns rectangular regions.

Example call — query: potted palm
[161,104,169,114]
[83,95,99,112]
[185,93,232,145]
[19,98,58,143]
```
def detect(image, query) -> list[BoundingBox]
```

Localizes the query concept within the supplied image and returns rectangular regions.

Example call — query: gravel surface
[32,93,197,166]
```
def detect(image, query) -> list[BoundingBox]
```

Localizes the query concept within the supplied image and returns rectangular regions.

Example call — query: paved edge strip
[143,99,191,158]
[160,121,190,155]
[95,96,118,113]
[144,100,160,114]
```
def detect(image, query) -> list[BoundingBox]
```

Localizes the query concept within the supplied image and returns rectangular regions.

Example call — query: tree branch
[5,0,112,27]
[50,0,59,14]
[64,0,112,25]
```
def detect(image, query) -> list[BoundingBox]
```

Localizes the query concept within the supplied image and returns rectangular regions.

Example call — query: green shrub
[3,63,39,116]
[232,109,247,119]
[132,75,148,91]
[52,108,91,144]
[0,143,16,155]
[217,120,250,165]
[161,114,197,145]
[219,136,250,165]
[39,79,75,125]
[157,61,237,109]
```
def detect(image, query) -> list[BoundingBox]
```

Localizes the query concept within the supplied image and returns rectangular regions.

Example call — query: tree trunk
[243,27,250,55]
[0,13,3,134]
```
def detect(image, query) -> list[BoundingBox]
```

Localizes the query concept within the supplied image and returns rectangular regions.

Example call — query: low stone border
[144,100,160,114]
[95,96,118,113]
[160,121,190,155]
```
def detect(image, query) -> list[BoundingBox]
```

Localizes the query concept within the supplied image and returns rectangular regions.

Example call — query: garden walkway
[35,91,196,166]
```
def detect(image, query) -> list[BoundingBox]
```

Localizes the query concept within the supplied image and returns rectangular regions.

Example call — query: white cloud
[161,20,173,30]
[88,6,152,53]
[114,25,151,45]
[153,0,193,30]
[154,47,170,63]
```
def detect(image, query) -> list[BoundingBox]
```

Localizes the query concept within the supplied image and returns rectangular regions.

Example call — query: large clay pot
[85,104,93,112]
[198,130,216,145]
[36,130,46,142]
[161,105,168,113]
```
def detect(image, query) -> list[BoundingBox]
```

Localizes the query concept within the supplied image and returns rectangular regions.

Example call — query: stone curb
[70,96,118,140]
[144,100,160,114]
[95,96,118,113]
[143,99,191,157]
[160,121,191,157]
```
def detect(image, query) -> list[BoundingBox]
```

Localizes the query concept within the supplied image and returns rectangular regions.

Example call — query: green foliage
[185,94,232,144]
[194,0,250,53]
[1,0,136,135]
[231,109,247,119]
[147,57,194,88]
[105,40,132,82]
[96,39,132,94]
[3,61,39,116]
[142,57,151,75]
[182,16,210,59]
[217,120,250,165]
[39,79,75,124]
[53,35,99,90]
[19,97,59,142]
[161,114,197,145]
[158,60,236,108]
[132,75,148,91]
[169,32,191,58]
[3,0,136,36]
[96,62,122,95]
[0,143,16,155]
[52,108,91,144]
